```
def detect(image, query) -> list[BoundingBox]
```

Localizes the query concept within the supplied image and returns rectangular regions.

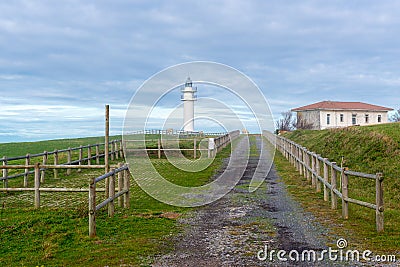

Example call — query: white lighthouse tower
[181,77,197,132]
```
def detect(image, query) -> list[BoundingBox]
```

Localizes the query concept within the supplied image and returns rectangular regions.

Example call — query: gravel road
[153,136,378,267]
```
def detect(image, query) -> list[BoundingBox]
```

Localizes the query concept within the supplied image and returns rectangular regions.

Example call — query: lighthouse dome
[185,77,192,87]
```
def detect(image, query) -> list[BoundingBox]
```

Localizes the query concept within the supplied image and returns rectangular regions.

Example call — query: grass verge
[270,132,399,254]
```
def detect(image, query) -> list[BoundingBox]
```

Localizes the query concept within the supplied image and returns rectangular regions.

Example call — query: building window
[378,115,382,123]
[327,114,331,125]
[340,114,344,122]
[352,114,357,125]
[365,114,369,123]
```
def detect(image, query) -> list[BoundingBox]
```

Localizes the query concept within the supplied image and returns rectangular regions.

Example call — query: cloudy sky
[1,0,400,142]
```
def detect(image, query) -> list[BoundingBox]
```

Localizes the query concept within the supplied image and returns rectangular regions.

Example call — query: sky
[1,0,400,142]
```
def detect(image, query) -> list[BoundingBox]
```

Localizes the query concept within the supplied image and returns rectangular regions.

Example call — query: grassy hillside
[282,123,400,251]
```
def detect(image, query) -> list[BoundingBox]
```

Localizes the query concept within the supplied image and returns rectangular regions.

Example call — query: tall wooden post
[105,105,110,198]
[376,173,384,232]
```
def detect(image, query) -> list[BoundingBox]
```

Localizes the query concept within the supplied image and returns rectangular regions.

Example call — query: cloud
[0,0,400,141]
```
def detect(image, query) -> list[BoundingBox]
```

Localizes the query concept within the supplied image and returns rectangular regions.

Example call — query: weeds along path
[154,135,335,267]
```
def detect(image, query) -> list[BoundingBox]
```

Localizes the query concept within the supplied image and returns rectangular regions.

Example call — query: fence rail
[127,129,227,137]
[124,130,241,159]
[263,130,384,232]
[1,140,123,186]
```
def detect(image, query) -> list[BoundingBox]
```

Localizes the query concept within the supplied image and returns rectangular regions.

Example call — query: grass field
[0,135,235,266]
[276,123,400,252]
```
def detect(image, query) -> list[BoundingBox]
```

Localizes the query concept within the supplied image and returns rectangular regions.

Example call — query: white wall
[319,110,389,130]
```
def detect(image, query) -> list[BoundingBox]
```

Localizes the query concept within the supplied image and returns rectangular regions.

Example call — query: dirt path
[153,136,340,266]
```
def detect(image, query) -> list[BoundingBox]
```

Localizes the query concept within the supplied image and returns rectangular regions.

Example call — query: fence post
[323,158,329,201]
[54,150,59,179]
[193,138,197,159]
[302,148,307,177]
[376,173,384,232]
[331,162,338,209]
[311,153,316,187]
[24,153,30,187]
[307,151,312,181]
[96,144,100,165]
[298,147,303,176]
[341,167,349,219]
[297,146,301,172]
[111,141,115,161]
[118,163,123,207]
[114,141,119,160]
[41,151,48,183]
[87,145,92,166]
[89,177,96,237]
[2,156,8,188]
[158,139,161,159]
[105,105,110,177]
[119,140,124,159]
[108,170,115,217]
[67,148,72,175]
[316,155,321,192]
[34,163,40,209]
[78,145,83,172]
[123,168,130,208]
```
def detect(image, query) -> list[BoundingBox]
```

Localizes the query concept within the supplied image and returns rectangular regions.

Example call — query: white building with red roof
[291,101,393,130]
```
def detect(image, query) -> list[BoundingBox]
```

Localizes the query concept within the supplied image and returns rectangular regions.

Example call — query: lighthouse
[181,77,197,132]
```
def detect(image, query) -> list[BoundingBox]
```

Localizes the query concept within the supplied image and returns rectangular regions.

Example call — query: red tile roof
[292,101,393,112]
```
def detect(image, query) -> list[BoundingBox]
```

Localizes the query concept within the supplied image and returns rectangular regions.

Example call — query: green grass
[275,123,400,252]
[0,135,236,266]
[0,135,122,158]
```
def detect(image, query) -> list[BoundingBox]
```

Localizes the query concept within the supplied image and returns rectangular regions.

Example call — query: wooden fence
[0,163,130,237]
[124,130,240,159]
[89,163,130,237]
[1,140,123,187]
[263,131,384,232]
[128,129,227,137]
